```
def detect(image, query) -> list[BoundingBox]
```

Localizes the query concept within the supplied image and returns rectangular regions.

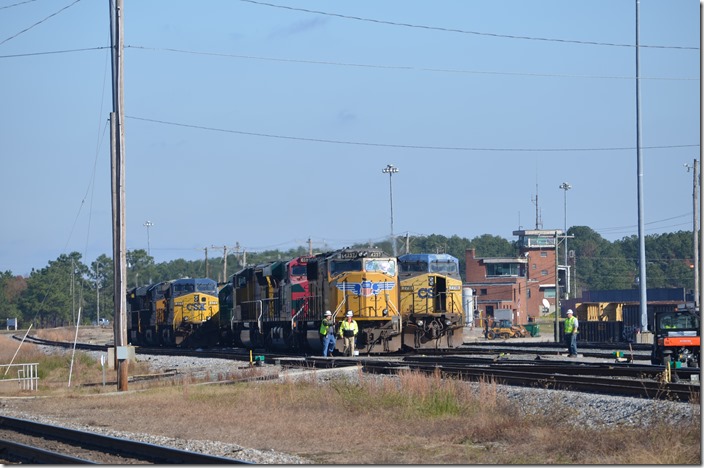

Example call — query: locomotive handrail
[256,300,263,334]
[291,303,306,329]
[333,298,347,320]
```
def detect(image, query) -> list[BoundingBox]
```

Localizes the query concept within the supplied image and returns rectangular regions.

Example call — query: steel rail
[0,439,95,464]
[361,361,699,402]
[0,416,251,464]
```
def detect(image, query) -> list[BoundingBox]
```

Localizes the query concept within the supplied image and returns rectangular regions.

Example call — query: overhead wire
[0,0,82,46]
[237,0,699,50]
[127,115,698,153]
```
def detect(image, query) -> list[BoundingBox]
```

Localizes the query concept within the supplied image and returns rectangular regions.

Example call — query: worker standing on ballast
[320,310,336,357]
[564,309,579,357]
[338,310,358,356]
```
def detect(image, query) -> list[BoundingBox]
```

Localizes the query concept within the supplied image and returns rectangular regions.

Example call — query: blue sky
[0,0,700,276]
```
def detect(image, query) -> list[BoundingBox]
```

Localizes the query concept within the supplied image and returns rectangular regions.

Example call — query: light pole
[559,182,571,298]
[685,160,700,305]
[382,164,399,256]
[144,221,154,257]
[95,261,100,325]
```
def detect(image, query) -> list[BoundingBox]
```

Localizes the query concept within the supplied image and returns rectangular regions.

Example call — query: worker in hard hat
[319,311,337,357]
[564,309,579,357]
[338,310,359,356]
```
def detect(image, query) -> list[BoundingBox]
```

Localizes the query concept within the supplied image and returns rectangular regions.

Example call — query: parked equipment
[651,303,700,367]
[486,319,528,340]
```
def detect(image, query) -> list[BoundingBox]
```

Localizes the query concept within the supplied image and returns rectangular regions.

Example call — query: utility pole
[110,0,128,391]
[211,245,234,282]
[95,262,100,326]
[308,238,313,256]
[685,160,700,305]
[635,0,648,332]
[204,247,209,278]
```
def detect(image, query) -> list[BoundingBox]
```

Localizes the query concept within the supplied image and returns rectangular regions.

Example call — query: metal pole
[554,231,559,343]
[700,2,703,312]
[559,183,571,298]
[635,0,648,331]
[382,164,399,256]
[686,161,700,304]
[144,221,153,256]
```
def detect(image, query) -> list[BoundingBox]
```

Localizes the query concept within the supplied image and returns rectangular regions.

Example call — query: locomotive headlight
[417,320,424,326]
[382,309,389,316]
[445,320,452,326]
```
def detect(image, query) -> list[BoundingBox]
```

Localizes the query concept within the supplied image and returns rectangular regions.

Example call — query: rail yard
[0,325,700,464]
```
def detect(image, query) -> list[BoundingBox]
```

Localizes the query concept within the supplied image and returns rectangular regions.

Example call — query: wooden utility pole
[110,0,128,391]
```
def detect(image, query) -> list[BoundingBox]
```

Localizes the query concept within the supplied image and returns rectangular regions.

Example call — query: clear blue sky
[0,0,700,276]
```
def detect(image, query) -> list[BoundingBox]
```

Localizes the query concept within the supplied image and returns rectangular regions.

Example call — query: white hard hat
[324,310,332,316]
[566,309,573,315]
[346,311,353,317]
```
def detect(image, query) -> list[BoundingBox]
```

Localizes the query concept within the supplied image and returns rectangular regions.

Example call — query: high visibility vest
[338,319,358,338]
[564,316,577,334]
[320,318,335,336]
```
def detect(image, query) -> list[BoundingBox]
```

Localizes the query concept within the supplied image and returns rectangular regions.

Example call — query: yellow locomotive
[398,253,464,349]
[307,247,403,353]
[127,277,220,347]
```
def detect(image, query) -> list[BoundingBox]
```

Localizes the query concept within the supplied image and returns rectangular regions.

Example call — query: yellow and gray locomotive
[398,253,464,349]
[127,277,220,347]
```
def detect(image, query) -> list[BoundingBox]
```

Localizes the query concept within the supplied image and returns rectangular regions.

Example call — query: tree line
[0,227,696,328]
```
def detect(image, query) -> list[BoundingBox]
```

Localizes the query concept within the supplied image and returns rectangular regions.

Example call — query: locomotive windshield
[365,259,396,276]
[290,265,307,276]
[330,259,363,276]
[429,260,458,274]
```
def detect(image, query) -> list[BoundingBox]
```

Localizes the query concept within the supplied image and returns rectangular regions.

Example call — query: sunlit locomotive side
[126,277,219,347]
[398,253,464,349]
[306,247,403,354]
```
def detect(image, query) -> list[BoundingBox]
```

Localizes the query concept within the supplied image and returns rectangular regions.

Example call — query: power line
[238,0,699,50]
[128,115,698,153]
[124,45,697,81]
[0,46,109,58]
[0,0,82,46]
[0,0,38,10]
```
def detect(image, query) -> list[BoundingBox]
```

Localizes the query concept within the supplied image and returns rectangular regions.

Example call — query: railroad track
[0,415,250,464]
[19,333,699,402]
[356,359,700,402]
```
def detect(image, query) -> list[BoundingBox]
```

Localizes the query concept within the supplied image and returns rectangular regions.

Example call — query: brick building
[465,229,565,325]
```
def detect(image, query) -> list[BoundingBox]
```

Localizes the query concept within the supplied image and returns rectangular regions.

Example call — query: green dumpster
[522,323,540,337]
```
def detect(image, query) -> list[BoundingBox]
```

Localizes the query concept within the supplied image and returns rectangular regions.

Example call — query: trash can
[522,323,540,337]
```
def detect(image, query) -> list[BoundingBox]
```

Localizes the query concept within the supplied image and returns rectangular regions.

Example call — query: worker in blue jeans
[320,311,337,357]
[564,309,579,357]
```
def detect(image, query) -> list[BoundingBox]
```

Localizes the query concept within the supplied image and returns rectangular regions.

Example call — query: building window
[532,264,536,270]
[480,289,487,296]
[541,270,548,276]
[543,288,556,299]
[527,289,531,299]
[540,252,548,257]
[486,263,522,277]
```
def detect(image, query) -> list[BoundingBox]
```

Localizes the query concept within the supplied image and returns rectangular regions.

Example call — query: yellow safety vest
[564,316,577,334]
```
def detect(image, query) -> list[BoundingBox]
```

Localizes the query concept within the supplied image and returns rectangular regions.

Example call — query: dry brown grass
[0,332,700,464]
